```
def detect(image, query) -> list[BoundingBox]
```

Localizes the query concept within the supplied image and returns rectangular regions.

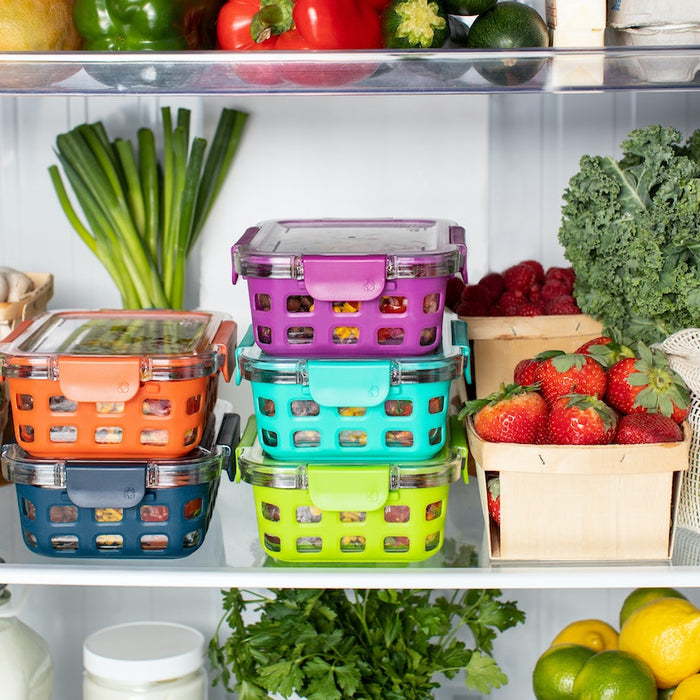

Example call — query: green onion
[50,107,248,310]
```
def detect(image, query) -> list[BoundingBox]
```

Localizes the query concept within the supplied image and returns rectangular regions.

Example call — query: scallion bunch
[49,106,248,309]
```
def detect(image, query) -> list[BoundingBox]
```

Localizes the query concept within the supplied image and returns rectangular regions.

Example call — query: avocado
[466,1,549,86]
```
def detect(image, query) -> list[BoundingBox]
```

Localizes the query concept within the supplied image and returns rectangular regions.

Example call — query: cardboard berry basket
[466,417,691,561]
[461,313,603,398]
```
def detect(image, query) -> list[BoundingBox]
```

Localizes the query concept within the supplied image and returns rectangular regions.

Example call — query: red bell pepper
[217,0,383,51]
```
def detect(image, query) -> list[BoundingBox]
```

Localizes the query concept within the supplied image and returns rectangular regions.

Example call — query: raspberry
[503,263,537,292]
[521,259,545,283]
[478,272,504,300]
[545,294,581,315]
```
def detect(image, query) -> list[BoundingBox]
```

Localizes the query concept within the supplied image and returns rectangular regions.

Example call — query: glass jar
[83,621,207,700]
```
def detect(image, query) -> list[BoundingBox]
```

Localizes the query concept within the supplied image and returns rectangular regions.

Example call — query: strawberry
[486,476,501,526]
[534,352,607,406]
[615,413,684,444]
[546,394,618,445]
[605,343,691,424]
[545,294,581,315]
[575,336,613,355]
[513,350,564,387]
[460,383,549,444]
[576,330,636,369]
[503,263,537,292]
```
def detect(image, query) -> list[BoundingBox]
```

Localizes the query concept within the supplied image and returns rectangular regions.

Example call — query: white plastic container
[0,587,53,700]
[83,622,208,700]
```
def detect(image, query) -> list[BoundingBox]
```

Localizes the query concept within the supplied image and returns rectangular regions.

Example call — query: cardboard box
[609,25,700,84]
[467,418,691,561]
[462,314,603,398]
[546,0,606,30]
[548,29,605,87]
[0,272,53,340]
[608,0,700,29]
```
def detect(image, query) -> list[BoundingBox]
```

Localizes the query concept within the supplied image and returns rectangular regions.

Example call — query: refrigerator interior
[1,84,700,698]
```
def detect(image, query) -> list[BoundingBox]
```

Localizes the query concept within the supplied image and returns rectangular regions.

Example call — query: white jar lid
[83,622,205,683]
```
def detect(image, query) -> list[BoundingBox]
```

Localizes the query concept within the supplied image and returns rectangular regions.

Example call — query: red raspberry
[545,294,581,315]
[540,279,570,302]
[455,299,489,316]
[503,263,537,292]
[521,260,545,283]
[518,301,545,317]
[478,272,504,300]
[500,289,527,315]
[545,266,576,292]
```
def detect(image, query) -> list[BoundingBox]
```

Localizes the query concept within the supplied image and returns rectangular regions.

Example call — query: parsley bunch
[208,588,525,699]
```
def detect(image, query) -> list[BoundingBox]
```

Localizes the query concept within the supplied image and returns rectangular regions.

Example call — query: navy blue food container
[1,414,240,559]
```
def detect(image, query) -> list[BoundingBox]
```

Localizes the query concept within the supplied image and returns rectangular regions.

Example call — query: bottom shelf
[1,471,700,588]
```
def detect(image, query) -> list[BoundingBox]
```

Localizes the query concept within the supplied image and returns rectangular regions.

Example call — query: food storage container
[236,317,470,462]
[231,218,467,357]
[0,309,236,459]
[1,413,240,559]
[235,415,467,563]
[83,622,207,700]
[467,417,690,561]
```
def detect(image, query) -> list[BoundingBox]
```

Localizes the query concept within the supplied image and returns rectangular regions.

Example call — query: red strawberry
[521,259,545,283]
[579,336,636,369]
[502,263,537,292]
[513,350,563,387]
[546,394,618,445]
[534,352,607,406]
[575,336,613,354]
[461,383,549,444]
[605,343,690,424]
[545,294,581,315]
[486,476,501,526]
[615,413,684,444]
[445,277,465,310]
[478,272,504,300]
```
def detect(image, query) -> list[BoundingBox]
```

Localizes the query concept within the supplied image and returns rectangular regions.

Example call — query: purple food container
[231,218,467,357]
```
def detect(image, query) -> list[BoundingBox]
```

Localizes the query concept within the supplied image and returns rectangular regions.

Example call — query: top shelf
[2,46,700,96]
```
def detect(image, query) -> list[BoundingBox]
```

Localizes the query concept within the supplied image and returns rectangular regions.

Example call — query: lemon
[620,588,688,629]
[671,674,700,700]
[533,643,596,699]
[551,619,619,652]
[572,649,657,700]
[0,0,81,51]
[619,597,700,689]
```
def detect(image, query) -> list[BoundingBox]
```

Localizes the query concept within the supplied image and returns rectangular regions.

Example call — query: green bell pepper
[73,0,226,50]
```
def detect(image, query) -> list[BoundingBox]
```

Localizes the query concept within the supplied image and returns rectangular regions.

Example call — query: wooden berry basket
[460,313,603,398]
[0,272,54,340]
[466,417,691,561]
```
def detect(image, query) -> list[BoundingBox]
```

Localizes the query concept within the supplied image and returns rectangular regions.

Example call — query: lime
[619,588,687,629]
[572,650,656,700]
[533,643,596,699]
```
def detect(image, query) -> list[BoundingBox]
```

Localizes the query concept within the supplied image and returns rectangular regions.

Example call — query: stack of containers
[231,218,471,563]
[0,309,239,558]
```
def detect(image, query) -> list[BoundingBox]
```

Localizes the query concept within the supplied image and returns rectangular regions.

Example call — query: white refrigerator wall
[1,89,700,699]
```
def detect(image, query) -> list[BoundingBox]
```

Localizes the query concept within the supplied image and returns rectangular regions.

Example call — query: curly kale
[558,124,700,345]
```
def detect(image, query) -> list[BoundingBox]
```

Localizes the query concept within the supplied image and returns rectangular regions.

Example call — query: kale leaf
[558,124,700,345]
[208,588,525,699]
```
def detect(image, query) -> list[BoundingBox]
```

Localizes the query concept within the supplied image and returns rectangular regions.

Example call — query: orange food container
[0,310,236,459]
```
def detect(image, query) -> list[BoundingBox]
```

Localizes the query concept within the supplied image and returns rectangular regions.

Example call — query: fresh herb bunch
[208,588,525,699]
[558,124,700,345]
[49,106,247,310]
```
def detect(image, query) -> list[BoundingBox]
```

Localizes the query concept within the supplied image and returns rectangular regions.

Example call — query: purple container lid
[231,218,467,287]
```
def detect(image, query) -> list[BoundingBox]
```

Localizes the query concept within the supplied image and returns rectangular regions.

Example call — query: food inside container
[0,309,236,458]
[231,218,467,357]
[235,415,467,563]
[236,317,470,461]
[1,413,240,559]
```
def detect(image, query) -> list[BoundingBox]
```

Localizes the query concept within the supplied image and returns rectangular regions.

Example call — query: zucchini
[382,0,449,49]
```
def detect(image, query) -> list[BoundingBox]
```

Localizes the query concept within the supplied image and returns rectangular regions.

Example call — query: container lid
[83,622,205,683]
[231,218,467,285]
[236,317,469,394]
[236,423,466,491]
[0,309,236,388]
